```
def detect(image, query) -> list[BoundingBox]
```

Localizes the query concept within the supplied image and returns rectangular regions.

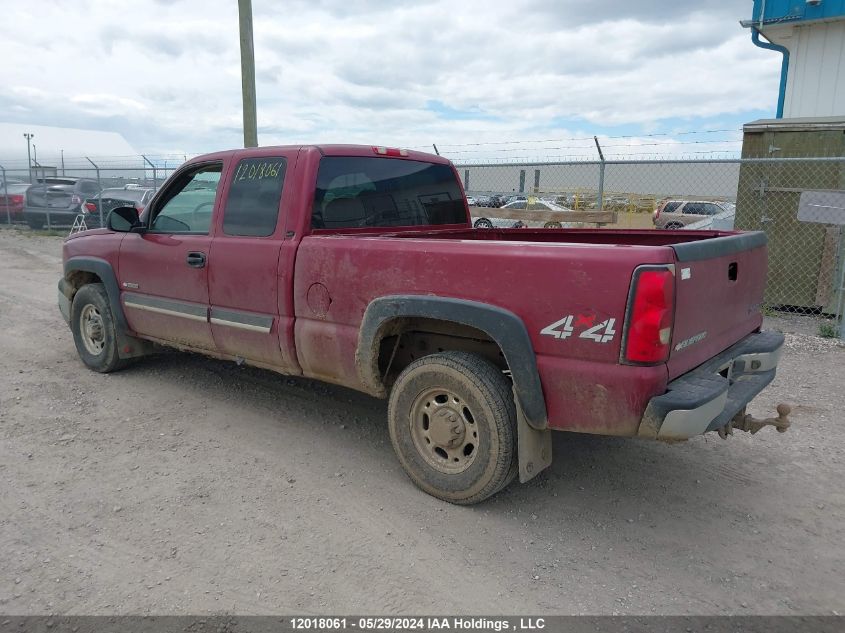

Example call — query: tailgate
[667,232,768,380]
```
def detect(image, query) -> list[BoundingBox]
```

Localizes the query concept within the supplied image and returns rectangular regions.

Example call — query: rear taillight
[84,202,97,213]
[622,265,675,365]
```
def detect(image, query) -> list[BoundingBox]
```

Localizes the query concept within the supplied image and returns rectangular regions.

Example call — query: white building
[743,0,845,118]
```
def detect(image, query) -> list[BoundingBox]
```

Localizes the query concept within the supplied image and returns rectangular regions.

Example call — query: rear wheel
[664,222,685,230]
[544,221,562,229]
[388,351,517,504]
[71,283,128,373]
[474,218,494,229]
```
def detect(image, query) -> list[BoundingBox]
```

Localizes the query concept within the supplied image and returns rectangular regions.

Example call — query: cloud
[0,0,776,160]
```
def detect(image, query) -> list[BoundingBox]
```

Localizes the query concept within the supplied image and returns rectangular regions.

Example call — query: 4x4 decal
[540,314,617,344]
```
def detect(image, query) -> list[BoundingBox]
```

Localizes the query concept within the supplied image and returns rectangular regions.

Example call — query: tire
[544,221,562,229]
[70,283,128,373]
[474,218,494,229]
[664,222,685,230]
[388,351,518,504]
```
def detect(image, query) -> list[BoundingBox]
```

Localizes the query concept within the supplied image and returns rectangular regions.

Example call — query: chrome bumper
[638,331,784,441]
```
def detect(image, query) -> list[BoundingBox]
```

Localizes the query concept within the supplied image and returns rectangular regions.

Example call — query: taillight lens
[623,266,675,364]
[84,202,97,213]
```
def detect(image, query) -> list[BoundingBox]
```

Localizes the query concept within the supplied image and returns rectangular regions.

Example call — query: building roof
[0,123,139,166]
[744,116,845,132]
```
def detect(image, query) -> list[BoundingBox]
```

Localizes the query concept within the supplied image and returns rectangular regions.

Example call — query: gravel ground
[0,226,843,616]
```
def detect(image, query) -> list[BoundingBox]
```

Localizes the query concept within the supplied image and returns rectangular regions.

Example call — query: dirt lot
[1,227,843,616]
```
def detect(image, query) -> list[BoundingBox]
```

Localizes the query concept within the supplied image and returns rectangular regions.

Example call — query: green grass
[818,322,839,339]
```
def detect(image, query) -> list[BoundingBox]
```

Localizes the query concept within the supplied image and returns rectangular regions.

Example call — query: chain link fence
[459,156,845,336]
[0,155,183,230]
[1,153,843,336]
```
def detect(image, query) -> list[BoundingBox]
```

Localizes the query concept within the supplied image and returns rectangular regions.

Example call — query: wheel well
[375,317,508,388]
[64,270,103,301]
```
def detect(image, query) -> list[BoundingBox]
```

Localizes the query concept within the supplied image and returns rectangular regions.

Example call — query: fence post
[86,157,102,227]
[0,164,9,225]
[838,226,845,339]
[143,155,157,190]
[594,136,605,210]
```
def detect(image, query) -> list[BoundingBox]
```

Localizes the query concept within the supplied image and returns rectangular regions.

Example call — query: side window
[222,157,287,237]
[150,163,222,234]
[702,203,722,216]
[683,203,704,215]
[663,201,681,213]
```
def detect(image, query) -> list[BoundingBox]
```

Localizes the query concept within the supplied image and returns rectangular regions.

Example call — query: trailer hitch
[717,403,792,439]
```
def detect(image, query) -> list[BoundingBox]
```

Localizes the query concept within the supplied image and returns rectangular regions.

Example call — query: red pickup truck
[58,145,788,504]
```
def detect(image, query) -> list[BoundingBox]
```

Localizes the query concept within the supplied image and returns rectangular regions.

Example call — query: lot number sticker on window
[541,315,617,344]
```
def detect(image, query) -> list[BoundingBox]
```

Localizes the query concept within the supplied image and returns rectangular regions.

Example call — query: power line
[413,128,741,150]
[438,138,743,155]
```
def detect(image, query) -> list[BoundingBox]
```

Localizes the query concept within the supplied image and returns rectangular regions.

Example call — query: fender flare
[63,256,148,359]
[356,295,548,430]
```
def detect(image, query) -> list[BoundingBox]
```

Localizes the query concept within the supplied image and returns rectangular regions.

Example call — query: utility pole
[23,133,34,182]
[238,0,258,148]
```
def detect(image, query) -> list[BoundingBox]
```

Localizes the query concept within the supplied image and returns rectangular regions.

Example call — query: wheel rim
[79,304,105,355]
[409,387,479,474]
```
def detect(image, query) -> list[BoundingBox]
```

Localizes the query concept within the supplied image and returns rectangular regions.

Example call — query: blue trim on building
[751,28,789,119]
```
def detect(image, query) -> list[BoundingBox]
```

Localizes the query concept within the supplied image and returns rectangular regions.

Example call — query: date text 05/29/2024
[290,617,546,631]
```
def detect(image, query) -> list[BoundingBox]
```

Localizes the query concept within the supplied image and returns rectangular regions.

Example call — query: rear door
[117,161,225,351]
[207,151,301,371]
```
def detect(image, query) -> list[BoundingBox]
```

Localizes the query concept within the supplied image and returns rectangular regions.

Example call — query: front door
[118,161,226,351]
[207,152,300,371]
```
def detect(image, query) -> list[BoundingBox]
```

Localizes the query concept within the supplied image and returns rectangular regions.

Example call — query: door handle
[186,251,206,268]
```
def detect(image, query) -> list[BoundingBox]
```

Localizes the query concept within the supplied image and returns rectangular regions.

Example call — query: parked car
[82,186,156,228]
[0,183,31,221]
[465,195,478,206]
[24,177,102,229]
[653,199,735,230]
[473,199,569,229]
[58,144,787,504]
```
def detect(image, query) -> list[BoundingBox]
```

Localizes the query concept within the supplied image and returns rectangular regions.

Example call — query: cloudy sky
[1,0,779,164]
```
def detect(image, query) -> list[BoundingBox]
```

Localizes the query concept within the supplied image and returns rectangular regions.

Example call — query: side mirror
[107,206,142,232]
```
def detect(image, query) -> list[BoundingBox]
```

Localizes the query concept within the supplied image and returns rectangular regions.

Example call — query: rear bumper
[638,330,784,440]
[24,207,81,226]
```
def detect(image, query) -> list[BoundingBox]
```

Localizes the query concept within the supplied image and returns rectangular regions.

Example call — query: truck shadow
[122,351,771,526]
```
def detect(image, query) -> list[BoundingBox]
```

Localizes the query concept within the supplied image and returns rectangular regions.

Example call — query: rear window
[662,201,681,213]
[312,157,466,229]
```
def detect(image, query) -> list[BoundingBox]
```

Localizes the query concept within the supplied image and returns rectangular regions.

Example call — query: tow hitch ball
[718,404,792,439]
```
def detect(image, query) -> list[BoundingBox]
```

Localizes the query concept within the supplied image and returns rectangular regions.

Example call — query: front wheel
[474,218,494,229]
[388,351,517,504]
[70,283,128,373]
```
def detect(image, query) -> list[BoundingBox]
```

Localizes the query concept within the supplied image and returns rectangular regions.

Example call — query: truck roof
[188,144,452,166]
[188,144,451,165]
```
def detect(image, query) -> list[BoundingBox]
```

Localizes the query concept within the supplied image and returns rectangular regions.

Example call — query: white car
[473,199,572,229]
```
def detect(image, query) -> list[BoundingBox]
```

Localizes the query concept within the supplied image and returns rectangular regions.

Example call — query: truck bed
[295,227,767,435]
